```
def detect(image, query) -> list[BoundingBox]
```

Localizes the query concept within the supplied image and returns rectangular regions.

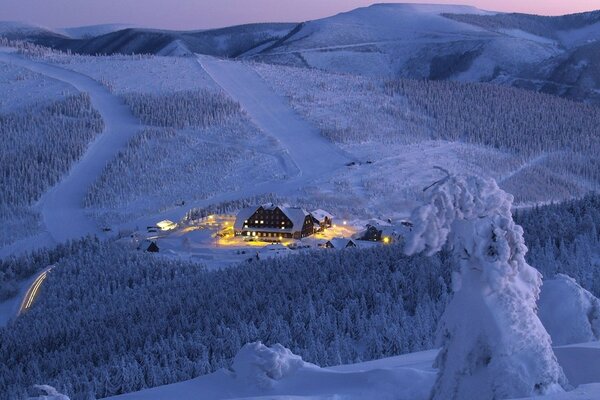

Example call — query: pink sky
[1,0,600,30]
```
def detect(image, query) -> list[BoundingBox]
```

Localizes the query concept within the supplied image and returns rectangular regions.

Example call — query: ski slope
[0,50,142,246]
[198,55,351,179]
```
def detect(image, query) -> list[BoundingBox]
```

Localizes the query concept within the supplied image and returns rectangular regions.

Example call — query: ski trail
[0,51,142,246]
[499,153,551,184]
[197,55,351,180]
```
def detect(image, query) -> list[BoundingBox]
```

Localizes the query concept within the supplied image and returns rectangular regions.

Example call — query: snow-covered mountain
[57,24,137,39]
[0,21,66,41]
[3,4,598,103]
[10,23,298,58]
[249,4,600,104]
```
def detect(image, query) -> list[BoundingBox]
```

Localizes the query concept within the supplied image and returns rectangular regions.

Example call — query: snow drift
[539,274,600,346]
[230,342,307,388]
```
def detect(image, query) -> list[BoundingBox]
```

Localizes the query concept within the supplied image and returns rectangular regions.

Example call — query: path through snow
[0,51,142,246]
[198,55,350,179]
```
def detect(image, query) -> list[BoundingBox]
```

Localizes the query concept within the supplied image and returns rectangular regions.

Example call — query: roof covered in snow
[234,206,259,230]
[327,238,356,249]
[234,204,311,232]
[311,209,334,223]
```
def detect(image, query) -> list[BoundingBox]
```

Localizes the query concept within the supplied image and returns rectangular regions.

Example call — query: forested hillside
[1,194,599,399]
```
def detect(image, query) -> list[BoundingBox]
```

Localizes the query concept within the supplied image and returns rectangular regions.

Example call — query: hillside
[247,4,600,104]
[2,4,600,103]
[12,23,297,58]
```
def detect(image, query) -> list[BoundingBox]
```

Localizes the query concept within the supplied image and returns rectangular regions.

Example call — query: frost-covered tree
[405,170,566,400]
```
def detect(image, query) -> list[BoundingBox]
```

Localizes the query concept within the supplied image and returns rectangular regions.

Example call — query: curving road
[18,265,54,316]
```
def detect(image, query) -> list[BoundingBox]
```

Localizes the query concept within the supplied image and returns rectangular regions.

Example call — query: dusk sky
[2,0,600,30]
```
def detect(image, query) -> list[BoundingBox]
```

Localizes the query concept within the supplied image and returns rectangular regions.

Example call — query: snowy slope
[250,3,560,81]
[0,51,142,245]
[105,341,600,400]
[0,21,64,39]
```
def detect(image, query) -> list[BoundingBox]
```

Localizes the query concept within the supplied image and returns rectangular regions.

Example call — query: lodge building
[234,203,317,240]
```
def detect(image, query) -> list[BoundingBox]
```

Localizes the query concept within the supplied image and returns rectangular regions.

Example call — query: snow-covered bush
[405,171,566,399]
[122,90,241,129]
[231,342,307,388]
[27,385,69,400]
[538,274,600,346]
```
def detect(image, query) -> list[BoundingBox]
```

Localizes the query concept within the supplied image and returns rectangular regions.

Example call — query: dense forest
[1,193,599,399]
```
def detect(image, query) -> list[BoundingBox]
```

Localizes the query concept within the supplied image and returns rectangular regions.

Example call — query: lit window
[246,232,250,236]
[260,220,264,224]
[255,220,259,224]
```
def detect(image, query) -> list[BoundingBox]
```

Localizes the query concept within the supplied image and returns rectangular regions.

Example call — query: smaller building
[311,209,334,231]
[139,240,159,253]
[360,225,383,242]
[326,238,357,249]
[157,220,177,231]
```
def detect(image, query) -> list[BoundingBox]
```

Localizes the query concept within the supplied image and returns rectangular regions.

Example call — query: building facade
[234,204,315,240]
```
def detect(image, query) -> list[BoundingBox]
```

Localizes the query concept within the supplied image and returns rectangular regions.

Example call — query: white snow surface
[0,61,76,112]
[105,342,436,400]
[47,55,218,94]
[198,55,350,180]
[104,341,600,400]
[538,274,600,346]
[250,3,560,80]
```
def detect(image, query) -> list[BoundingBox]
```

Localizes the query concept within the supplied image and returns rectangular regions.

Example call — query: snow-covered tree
[27,385,69,400]
[405,170,566,400]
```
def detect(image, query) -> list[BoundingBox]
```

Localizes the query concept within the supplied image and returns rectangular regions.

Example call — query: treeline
[0,93,103,206]
[385,79,600,157]
[0,242,450,399]
[515,193,600,293]
[122,90,242,129]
